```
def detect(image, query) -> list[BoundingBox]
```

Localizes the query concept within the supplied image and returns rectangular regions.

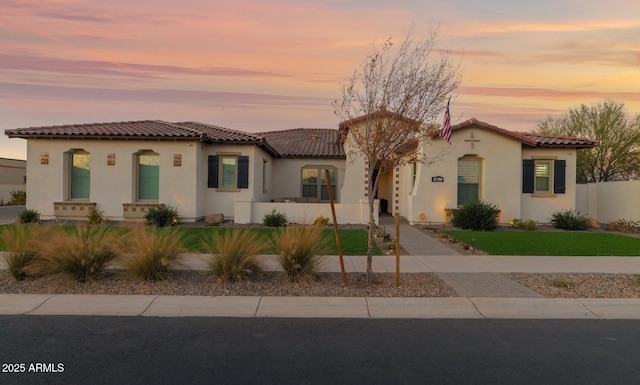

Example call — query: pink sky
[2,0,640,160]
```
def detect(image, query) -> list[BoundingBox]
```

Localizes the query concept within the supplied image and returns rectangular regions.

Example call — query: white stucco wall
[520,148,578,223]
[576,181,640,223]
[0,158,26,204]
[26,139,200,220]
[408,128,522,224]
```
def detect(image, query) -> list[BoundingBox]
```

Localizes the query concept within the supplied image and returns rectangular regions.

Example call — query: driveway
[0,205,23,224]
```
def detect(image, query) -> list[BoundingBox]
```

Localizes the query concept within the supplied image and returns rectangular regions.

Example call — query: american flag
[441,98,452,145]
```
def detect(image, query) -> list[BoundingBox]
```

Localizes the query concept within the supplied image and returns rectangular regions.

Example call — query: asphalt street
[1,316,639,385]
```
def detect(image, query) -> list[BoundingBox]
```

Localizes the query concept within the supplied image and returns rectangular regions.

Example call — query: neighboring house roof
[433,118,597,149]
[257,128,345,158]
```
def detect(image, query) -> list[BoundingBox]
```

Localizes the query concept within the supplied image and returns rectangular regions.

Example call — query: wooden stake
[325,169,347,287]
[395,212,400,288]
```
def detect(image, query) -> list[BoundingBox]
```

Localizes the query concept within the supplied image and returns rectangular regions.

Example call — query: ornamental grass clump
[0,223,49,281]
[202,229,266,283]
[39,225,120,282]
[121,226,185,280]
[272,225,329,283]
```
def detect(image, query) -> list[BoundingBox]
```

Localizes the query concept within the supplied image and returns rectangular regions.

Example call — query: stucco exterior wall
[26,139,200,220]
[408,128,522,224]
[0,158,26,203]
[520,148,578,223]
[576,181,640,223]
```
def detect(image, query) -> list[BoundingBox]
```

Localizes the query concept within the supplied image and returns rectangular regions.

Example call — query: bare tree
[333,26,461,273]
[535,100,640,183]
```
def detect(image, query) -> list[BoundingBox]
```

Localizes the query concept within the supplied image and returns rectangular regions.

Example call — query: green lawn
[179,227,380,255]
[0,225,381,256]
[445,230,640,256]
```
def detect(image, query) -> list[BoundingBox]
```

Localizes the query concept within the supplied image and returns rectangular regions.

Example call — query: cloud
[0,82,332,107]
[459,86,640,102]
[0,53,291,80]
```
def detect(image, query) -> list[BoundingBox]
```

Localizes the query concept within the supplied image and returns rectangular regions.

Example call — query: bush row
[1,223,329,284]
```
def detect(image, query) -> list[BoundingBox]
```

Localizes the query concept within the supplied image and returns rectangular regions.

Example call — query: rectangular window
[138,153,159,200]
[221,156,237,188]
[71,152,90,199]
[40,152,49,165]
[302,167,337,202]
[523,159,566,195]
[207,155,249,189]
[302,169,318,198]
[173,154,182,167]
[535,161,551,192]
[107,153,116,166]
[262,159,268,193]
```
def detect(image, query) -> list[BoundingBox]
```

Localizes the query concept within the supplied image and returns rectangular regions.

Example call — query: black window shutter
[238,156,249,189]
[554,160,566,194]
[522,159,534,193]
[208,156,219,188]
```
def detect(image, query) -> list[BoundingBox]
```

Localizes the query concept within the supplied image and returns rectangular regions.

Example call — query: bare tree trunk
[366,197,375,274]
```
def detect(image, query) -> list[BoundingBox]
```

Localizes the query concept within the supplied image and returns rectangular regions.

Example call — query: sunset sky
[2,0,639,160]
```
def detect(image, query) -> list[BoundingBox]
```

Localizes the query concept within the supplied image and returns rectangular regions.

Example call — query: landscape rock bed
[0,271,457,298]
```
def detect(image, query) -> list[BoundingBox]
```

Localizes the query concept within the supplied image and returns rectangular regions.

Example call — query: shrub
[606,219,640,234]
[451,201,500,231]
[202,229,265,283]
[550,209,589,230]
[38,225,120,282]
[9,190,26,205]
[263,208,287,227]
[272,225,329,283]
[87,208,108,225]
[509,218,537,231]
[0,223,49,280]
[144,205,178,227]
[17,208,40,224]
[121,226,185,280]
[313,215,330,226]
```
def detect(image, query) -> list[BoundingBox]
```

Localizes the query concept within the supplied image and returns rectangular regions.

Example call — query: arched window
[137,151,159,201]
[70,150,90,200]
[457,156,480,206]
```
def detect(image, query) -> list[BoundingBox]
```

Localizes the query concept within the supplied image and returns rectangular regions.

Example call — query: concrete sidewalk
[2,293,639,319]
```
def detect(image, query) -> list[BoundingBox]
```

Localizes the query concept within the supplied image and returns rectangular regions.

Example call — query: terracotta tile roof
[174,121,264,143]
[518,133,598,148]
[5,121,343,157]
[5,120,200,140]
[433,118,597,149]
[258,128,345,158]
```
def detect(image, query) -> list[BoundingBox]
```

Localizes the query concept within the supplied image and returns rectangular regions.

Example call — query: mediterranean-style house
[4,116,596,225]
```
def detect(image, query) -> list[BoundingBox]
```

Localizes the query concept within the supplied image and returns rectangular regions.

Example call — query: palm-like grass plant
[39,225,120,282]
[202,229,265,283]
[121,226,185,280]
[0,223,49,281]
[272,225,329,283]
